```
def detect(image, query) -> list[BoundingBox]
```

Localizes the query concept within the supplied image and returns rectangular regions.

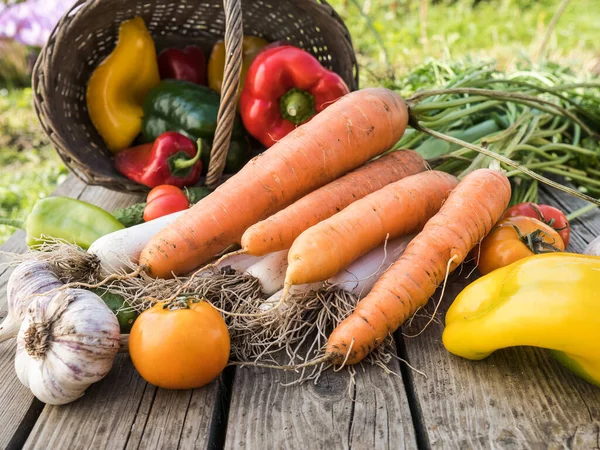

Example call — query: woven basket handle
[205,0,244,189]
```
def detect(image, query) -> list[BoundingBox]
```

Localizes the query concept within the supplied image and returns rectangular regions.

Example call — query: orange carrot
[240,150,427,256]
[283,170,459,290]
[139,88,409,278]
[326,169,511,365]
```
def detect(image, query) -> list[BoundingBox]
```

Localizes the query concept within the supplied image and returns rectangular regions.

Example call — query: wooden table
[0,175,599,450]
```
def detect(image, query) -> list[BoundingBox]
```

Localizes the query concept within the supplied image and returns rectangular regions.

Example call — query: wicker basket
[32,0,358,193]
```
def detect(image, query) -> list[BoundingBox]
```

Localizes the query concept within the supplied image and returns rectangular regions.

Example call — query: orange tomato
[129,299,230,389]
[478,216,564,276]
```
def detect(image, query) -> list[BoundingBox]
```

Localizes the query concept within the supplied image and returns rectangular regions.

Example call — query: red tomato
[144,185,189,222]
[502,202,570,248]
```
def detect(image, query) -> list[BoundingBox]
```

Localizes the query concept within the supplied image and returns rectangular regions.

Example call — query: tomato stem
[509,224,562,254]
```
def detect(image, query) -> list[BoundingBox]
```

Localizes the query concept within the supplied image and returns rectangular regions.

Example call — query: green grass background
[0,0,598,243]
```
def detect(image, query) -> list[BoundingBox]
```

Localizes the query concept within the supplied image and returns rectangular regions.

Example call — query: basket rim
[32,0,360,194]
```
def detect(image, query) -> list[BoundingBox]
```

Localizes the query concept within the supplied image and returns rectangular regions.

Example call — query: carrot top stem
[408,87,597,137]
[410,117,600,206]
[566,204,598,222]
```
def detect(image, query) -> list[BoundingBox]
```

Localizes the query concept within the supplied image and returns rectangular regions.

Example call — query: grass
[329,0,600,84]
[0,88,67,243]
[0,0,599,244]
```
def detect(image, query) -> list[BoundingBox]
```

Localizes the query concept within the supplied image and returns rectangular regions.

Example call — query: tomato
[502,202,570,248]
[143,185,189,222]
[478,216,565,276]
[129,299,230,389]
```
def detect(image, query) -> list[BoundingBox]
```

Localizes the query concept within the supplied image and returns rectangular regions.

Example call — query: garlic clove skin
[15,288,120,405]
[1,260,63,343]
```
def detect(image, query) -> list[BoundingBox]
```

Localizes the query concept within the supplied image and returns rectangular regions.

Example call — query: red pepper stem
[280,88,315,125]
[0,218,25,229]
[172,140,203,170]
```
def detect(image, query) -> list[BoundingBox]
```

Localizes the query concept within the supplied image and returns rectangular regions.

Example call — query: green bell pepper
[141,79,245,143]
[0,196,125,249]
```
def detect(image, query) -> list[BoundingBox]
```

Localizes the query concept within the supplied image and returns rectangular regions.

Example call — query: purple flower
[0,0,75,47]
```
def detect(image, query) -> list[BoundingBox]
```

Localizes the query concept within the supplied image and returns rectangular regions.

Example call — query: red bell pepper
[239,45,350,148]
[114,132,203,188]
[157,45,207,85]
[143,185,190,222]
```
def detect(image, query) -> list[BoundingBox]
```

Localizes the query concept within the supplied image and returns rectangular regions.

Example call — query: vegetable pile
[2,21,600,406]
[87,17,351,189]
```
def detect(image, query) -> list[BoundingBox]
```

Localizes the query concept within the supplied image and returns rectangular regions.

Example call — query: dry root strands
[225,235,417,380]
[1,238,103,283]
[229,286,404,386]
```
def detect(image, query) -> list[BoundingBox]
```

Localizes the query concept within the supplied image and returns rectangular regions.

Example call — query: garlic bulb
[1,260,63,343]
[15,288,120,405]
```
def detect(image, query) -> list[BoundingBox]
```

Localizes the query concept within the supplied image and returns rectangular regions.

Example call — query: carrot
[240,150,427,256]
[284,170,459,289]
[325,169,511,365]
[139,88,409,278]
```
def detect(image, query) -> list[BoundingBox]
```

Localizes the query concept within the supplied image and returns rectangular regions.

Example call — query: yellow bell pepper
[442,253,600,387]
[86,17,160,153]
[207,35,269,98]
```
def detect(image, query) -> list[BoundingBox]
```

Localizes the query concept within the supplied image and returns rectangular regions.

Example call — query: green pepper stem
[0,218,25,229]
[173,140,203,170]
[280,88,315,125]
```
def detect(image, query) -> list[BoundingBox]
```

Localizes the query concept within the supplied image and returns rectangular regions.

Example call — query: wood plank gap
[175,390,195,449]
[125,382,159,450]
[395,333,431,450]
[206,366,236,450]
[123,381,155,450]
[4,399,45,450]
[346,378,357,450]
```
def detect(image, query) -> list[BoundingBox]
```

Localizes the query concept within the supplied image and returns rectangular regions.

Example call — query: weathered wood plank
[23,354,151,450]
[0,175,87,450]
[225,354,417,450]
[22,180,223,450]
[125,382,221,450]
[399,186,600,449]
